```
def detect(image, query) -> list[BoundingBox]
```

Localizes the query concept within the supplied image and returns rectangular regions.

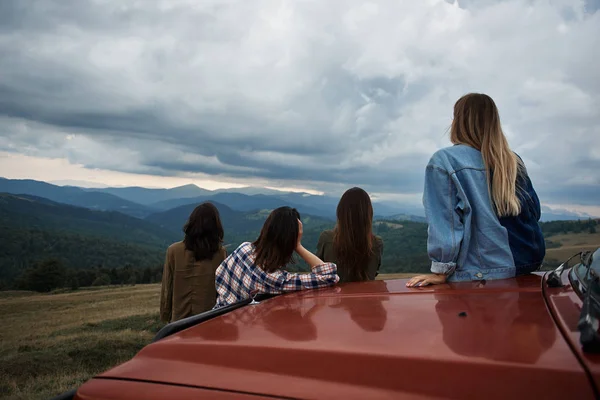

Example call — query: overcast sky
[0,0,599,213]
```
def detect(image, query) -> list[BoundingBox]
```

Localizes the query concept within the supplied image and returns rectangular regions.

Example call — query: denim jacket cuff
[431,261,456,275]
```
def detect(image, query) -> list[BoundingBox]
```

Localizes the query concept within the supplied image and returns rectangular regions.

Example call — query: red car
[54,248,600,399]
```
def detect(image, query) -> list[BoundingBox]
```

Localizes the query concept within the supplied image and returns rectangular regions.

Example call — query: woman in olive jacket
[160,202,227,323]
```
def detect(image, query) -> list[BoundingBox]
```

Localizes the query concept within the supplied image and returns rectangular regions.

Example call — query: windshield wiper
[547,252,583,288]
[577,250,600,353]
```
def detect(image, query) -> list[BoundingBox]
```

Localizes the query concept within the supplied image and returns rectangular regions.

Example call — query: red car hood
[100,276,594,399]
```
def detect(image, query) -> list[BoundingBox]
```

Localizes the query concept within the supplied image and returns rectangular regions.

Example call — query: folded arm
[265,262,340,292]
[263,245,339,292]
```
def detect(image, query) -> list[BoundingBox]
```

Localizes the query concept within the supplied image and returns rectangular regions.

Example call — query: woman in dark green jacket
[317,187,383,283]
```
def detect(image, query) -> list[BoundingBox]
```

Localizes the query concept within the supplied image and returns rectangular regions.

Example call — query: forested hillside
[145,202,334,253]
[2,187,598,292]
[0,194,177,247]
[0,194,178,288]
[374,220,429,273]
[0,193,431,291]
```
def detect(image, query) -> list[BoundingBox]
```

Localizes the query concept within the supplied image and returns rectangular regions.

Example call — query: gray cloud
[0,0,599,207]
[538,184,600,207]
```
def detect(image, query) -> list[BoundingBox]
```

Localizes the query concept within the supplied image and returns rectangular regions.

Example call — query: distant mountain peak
[172,183,203,190]
[50,180,111,188]
[215,186,291,196]
[540,204,598,221]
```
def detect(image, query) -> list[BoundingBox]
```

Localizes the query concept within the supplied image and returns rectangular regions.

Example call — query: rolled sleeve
[431,261,457,275]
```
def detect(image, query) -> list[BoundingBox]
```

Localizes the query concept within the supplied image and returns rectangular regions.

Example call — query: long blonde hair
[450,93,523,217]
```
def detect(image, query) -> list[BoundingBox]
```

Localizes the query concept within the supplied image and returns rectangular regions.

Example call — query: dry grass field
[0,285,164,400]
[546,232,600,264]
[0,274,414,399]
[376,273,417,280]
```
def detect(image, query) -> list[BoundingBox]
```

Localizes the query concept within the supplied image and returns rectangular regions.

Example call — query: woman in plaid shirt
[215,207,339,308]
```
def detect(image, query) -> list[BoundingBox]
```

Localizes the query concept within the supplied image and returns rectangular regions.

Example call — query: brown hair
[333,187,374,281]
[183,202,224,261]
[252,207,301,273]
[450,93,524,217]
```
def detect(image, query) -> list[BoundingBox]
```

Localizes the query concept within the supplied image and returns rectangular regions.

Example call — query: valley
[0,178,598,292]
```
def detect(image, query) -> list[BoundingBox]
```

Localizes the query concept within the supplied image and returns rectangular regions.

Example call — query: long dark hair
[252,206,300,273]
[333,187,374,281]
[183,202,224,261]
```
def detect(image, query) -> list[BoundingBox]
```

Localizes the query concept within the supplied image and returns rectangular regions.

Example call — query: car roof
[100,276,595,399]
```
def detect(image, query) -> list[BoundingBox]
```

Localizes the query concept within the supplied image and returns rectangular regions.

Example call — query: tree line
[5,218,596,293]
[0,227,166,289]
[11,259,163,293]
[540,218,598,237]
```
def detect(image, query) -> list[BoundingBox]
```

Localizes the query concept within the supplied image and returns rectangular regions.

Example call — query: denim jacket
[423,144,545,282]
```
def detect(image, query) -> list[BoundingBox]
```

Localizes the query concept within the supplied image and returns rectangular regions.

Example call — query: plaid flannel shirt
[214,242,339,308]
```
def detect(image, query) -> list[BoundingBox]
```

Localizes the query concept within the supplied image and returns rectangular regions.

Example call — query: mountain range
[0,177,421,219]
[0,178,153,218]
[539,205,596,221]
[2,177,591,221]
